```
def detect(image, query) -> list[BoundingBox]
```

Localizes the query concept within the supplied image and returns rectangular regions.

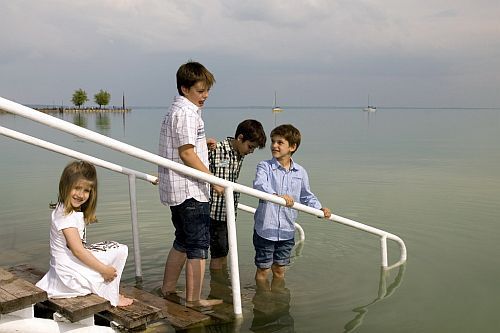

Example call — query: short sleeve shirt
[158,96,210,206]
[50,204,86,261]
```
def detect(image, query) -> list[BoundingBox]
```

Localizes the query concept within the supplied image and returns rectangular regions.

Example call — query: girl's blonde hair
[58,160,98,224]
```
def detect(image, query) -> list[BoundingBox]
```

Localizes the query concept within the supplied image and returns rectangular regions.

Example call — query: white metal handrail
[0,125,156,282]
[0,96,407,317]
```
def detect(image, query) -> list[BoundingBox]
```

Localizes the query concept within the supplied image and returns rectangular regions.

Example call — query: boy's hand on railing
[212,184,225,195]
[278,194,294,207]
[320,207,332,219]
[206,137,217,150]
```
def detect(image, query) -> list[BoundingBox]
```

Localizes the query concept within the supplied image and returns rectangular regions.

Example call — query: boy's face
[270,135,296,160]
[233,135,258,156]
[181,81,210,107]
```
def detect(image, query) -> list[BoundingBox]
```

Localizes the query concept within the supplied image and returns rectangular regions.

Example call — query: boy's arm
[179,144,224,194]
[253,162,273,193]
[299,169,323,209]
[179,144,211,173]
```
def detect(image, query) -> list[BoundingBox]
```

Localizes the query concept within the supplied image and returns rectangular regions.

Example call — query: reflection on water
[72,113,87,128]
[96,113,111,135]
[251,278,294,333]
[209,267,234,304]
[344,265,406,333]
[4,106,498,332]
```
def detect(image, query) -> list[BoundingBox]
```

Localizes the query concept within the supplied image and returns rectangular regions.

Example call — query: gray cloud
[1,0,499,107]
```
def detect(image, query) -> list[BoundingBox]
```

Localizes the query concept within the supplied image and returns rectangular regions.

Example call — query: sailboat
[363,95,377,112]
[272,91,283,113]
[272,91,283,126]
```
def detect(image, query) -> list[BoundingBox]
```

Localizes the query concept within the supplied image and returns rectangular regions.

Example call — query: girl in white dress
[36,160,133,307]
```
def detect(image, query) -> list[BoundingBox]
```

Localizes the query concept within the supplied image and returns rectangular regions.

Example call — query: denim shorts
[210,218,229,258]
[170,198,210,259]
[253,230,295,269]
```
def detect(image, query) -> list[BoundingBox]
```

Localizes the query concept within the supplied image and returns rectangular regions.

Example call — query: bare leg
[209,256,227,270]
[271,275,285,291]
[255,272,271,291]
[161,247,186,295]
[186,258,222,307]
[271,263,286,280]
[255,267,271,288]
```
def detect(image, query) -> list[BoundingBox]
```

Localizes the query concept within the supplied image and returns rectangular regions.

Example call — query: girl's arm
[62,227,117,282]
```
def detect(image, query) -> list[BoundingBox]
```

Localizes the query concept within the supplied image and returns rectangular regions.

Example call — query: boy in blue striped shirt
[252,124,331,287]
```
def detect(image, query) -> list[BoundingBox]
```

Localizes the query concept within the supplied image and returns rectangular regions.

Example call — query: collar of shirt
[270,157,298,172]
[174,95,202,116]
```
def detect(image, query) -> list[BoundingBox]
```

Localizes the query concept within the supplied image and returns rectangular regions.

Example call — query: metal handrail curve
[0,96,407,317]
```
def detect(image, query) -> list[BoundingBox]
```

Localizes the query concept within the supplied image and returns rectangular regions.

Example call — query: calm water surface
[1,106,500,332]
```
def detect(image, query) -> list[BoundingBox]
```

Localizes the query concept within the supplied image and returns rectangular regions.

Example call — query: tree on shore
[72,89,88,108]
[94,89,111,109]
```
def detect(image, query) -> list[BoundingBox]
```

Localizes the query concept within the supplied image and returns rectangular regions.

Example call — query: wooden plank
[0,267,47,314]
[7,264,46,285]
[116,286,211,329]
[98,296,162,330]
[8,264,111,322]
[41,294,111,323]
[162,291,236,325]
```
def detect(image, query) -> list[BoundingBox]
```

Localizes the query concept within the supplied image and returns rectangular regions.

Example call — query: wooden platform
[6,264,236,331]
[0,267,47,314]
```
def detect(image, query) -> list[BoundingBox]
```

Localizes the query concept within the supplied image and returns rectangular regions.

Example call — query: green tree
[72,89,88,108]
[94,89,111,109]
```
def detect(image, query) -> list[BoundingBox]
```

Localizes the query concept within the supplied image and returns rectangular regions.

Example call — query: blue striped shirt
[253,158,322,241]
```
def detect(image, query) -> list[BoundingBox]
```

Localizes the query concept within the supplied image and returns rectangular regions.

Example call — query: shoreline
[34,107,131,113]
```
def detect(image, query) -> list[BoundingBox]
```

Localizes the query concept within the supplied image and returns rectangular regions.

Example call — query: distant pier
[34,107,131,113]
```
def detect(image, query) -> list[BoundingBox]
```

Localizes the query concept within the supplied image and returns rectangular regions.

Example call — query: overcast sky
[1,0,499,108]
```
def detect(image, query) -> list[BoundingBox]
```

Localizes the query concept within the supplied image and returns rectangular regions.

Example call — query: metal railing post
[380,235,388,268]
[224,187,243,317]
[127,174,142,282]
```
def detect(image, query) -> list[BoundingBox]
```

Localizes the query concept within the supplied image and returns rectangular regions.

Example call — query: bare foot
[186,298,223,307]
[117,294,134,307]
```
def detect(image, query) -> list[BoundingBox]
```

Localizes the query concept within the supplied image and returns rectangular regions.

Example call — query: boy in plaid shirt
[209,119,266,270]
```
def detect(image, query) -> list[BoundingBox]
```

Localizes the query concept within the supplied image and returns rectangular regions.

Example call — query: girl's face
[69,179,93,209]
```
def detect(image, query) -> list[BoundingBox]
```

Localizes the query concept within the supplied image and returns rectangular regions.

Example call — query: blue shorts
[253,230,295,269]
[170,198,210,259]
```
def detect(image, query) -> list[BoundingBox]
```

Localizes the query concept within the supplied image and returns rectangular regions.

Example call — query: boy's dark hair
[176,61,216,96]
[235,119,266,148]
[270,124,301,154]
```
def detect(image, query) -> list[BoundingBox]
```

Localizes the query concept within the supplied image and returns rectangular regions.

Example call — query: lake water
[1,105,500,332]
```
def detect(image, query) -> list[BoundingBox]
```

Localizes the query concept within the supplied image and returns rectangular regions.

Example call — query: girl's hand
[101,265,117,282]
[320,207,332,219]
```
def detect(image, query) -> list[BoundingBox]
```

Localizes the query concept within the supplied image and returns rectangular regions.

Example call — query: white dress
[36,205,128,306]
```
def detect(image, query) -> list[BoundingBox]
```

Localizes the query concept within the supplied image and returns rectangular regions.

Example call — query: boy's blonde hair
[58,160,98,224]
[176,61,215,95]
[270,124,301,155]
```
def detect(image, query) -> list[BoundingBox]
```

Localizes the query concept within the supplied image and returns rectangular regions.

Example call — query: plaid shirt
[209,137,244,221]
[158,96,210,206]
